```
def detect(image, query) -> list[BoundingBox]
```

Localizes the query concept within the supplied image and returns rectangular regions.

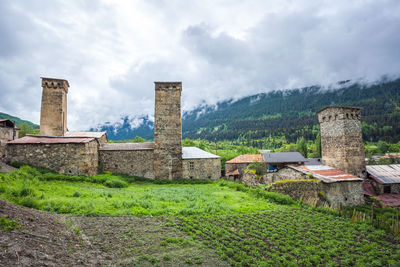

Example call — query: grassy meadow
[1,166,400,266]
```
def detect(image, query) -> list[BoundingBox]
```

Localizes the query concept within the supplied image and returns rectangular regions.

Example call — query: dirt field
[0,200,227,266]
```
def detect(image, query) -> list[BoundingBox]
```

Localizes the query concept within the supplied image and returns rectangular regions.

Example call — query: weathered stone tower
[153,82,183,180]
[40,78,69,136]
[317,106,366,178]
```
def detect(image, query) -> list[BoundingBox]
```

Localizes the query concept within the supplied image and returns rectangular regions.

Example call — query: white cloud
[0,0,399,130]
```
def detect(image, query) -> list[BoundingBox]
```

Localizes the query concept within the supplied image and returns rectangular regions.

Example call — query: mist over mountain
[89,78,400,143]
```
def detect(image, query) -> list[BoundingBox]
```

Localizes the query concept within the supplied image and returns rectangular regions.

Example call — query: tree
[315,133,321,158]
[132,136,145,143]
[19,122,36,138]
[296,137,308,158]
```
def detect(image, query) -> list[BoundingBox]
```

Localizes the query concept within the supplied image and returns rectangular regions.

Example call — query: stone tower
[40,77,69,136]
[317,106,366,178]
[153,82,183,180]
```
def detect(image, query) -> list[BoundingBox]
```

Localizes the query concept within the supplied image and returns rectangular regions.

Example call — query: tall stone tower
[317,106,366,178]
[40,77,69,136]
[153,82,183,180]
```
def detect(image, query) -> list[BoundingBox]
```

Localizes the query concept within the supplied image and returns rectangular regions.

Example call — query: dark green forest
[183,79,400,143]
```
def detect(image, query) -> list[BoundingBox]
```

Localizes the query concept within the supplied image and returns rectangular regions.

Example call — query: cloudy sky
[1,0,399,130]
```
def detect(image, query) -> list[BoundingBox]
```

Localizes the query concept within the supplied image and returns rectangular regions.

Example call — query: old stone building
[0,119,19,158]
[317,106,366,178]
[5,78,220,180]
[153,82,183,180]
[6,135,98,176]
[182,147,220,180]
[40,78,69,136]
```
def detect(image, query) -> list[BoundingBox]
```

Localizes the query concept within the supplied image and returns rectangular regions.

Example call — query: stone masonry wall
[40,78,68,136]
[0,127,17,159]
[318,106,366,178]
[5,141,98,176]
[225,163,253,177]
[183,158,221,180]
[372,182,400,195]
[99,150,154,179]
[271,180,364,208]
[153,82,183,180]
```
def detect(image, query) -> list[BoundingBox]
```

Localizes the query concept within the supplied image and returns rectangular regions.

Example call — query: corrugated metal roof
[262,152,306,163]
[366,164,400,184]
[378,194,400,207]
[7,135,95,144]
[100,142,155,151]
[290,165,363,183]
[182,147,220,159]
[304,158,322,165]
[226,154,263,164]
[64,131,106,139]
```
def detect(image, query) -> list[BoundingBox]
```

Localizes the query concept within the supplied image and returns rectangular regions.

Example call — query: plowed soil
[0,200,227,266]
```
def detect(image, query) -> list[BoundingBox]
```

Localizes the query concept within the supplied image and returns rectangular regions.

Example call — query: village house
[4,78,220,179]
[0,119,19,159]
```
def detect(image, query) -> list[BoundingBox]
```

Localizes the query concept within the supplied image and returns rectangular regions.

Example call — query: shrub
[104,178,128,188]
[0,216,19,231]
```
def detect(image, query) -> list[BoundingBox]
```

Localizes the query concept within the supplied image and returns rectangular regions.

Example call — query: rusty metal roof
[7,135,95,144]
[290,165,362,183]
[378,194,400,207]
[65,131,107,139]
[366,164,400,184]
[100,142,155,151]
[226,154,263,164]
[262,152,306,164]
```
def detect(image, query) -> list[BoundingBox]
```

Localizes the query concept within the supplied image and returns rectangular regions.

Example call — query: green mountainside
[0,112,39,129]
[183,79,400,143]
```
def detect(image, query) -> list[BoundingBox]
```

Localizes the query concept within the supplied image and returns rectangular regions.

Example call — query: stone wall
[5,141,98,176]
[183,158,221,180]
[271,179,364,208]
[372,181,400,194]
[0,127,18,159]
[318,106,366,178]
[153,82,183,179]
[241,166,307,187]
[225,163,252,176]
[264,167,308,184]
[40,78,69,136]
[99,149,154,179]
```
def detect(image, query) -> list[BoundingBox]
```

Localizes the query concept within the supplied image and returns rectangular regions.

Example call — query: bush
[104,178,128,188]
[0,216,19,232]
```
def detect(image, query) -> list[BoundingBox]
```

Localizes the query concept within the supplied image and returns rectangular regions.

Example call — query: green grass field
[1,166,400,266]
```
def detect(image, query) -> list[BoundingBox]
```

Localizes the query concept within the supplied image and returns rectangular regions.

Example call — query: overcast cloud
[1,0,399,130]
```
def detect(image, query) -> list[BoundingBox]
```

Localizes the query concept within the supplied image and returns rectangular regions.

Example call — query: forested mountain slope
[183,79,400,143]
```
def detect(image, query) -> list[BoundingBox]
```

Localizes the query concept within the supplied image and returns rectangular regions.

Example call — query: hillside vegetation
[1,166,399,266]
[184,79,400,143]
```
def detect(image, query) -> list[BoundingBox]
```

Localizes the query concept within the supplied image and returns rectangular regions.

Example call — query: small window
[384,185,391,194]
[189,162,194,170]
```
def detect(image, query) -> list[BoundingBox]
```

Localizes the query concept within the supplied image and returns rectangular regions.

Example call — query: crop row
[178,208,400,266]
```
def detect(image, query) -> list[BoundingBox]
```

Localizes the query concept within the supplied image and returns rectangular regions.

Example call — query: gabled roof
[7,135,95,144]
[0,119,16,128]
[64,131,107,139]
[182,147,220,159]
[366,164,400,184]
[262,152,306,164]
[290,165,362,183]
[226,154,263,164]
[100,142,154,151]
